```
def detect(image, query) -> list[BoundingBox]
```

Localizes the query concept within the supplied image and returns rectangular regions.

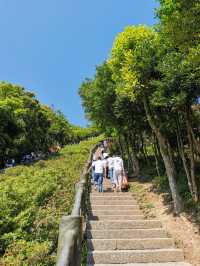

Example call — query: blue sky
[0,0,159,126]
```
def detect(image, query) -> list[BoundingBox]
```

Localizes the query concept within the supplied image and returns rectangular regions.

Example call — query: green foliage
[157,0,200,51]
[153,175,170,192]
[81,239,88,266]
[71,125,100,143]
[0,137,100,265]
[42,107,73,147]
[109,25,158,101]
[79,63,117,133]
[2,240,54,266]
[0,82,73,166]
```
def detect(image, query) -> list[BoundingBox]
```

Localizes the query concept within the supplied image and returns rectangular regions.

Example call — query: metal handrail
[56,143,100,266]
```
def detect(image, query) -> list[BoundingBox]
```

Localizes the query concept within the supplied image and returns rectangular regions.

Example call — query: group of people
[91,152,126,193]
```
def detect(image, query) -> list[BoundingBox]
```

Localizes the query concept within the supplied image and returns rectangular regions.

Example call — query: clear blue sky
[0,0,159,126]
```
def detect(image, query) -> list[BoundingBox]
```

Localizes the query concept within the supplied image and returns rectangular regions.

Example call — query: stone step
[87,183,190,266]
[87,220,162,230]
[88,263,192,266]
[88,209,142,216]
[87,249,184,264]
[87,228,167,239]
[90,205,139,211]
[90,195,135,200]
[90,200,138,205]
[87,238,174,250]
[92,186,113,190]
[89,215,145,221]
[91,192,135,196]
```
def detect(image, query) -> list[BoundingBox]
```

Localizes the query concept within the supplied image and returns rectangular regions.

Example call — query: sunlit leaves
[109,26,158,101]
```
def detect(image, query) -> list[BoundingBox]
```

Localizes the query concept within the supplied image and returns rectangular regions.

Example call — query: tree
[80,62,150,176]
[0,82,75,166]
[108,25,182,213]
[155,0,200,201]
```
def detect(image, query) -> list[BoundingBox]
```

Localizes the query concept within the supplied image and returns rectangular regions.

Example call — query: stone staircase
[87,183,192,266]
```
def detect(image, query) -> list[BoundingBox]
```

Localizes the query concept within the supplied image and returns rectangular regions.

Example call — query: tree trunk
[123,134,133,174]
[176,116,193,199]
[190,122,200,157]
[129,133,140,177]
[131,152,140,177]
[118,134,125,159]
[153,134,161,177]
[141,136,149,164]
[186,107,198,202]
[143,97,182,214]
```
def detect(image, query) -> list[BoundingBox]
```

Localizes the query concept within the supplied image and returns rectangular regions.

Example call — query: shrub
[0,137,101,265]
[153,175,170,192]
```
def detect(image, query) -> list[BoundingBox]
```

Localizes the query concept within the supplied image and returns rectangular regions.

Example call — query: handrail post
[57,216,82,266]
[72,181,85,216]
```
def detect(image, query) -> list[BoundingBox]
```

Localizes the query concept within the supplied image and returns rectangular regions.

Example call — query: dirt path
[130,180,200,266]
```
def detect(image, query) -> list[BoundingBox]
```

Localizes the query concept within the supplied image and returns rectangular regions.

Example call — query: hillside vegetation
[0,137,100,265]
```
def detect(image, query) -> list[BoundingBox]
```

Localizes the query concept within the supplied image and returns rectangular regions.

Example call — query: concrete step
[88,185,189,266]
[91,192,135,196]
[90,200,138,205]
[90,196,135,201]
[90,187,114,191]
[88,210,142,216]
[87,228,167,239]
[87,238,174,250]
[87,249,184,264]
[87,220,162,230]
[89,215,145,221]
[90,205,139,211]
[88,263,192,266]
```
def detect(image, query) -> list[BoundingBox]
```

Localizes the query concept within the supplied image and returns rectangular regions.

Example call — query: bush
[0,137,101,265]
[153,175,170,192]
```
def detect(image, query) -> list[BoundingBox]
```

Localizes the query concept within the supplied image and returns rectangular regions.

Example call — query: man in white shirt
[93,157,104,192]
[113,156,125,192]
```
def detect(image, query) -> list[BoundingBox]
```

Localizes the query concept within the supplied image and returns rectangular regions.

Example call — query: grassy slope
[0,137,101,266]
